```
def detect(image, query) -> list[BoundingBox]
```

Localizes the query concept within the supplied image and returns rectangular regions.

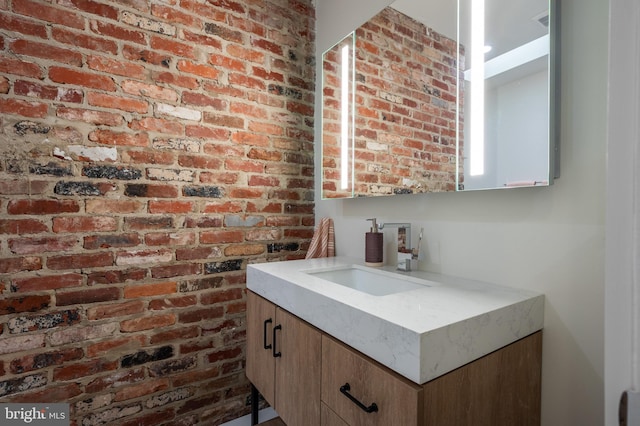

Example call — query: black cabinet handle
[339,383,378,413]
[263,318,272,350]
[272,324,282,358]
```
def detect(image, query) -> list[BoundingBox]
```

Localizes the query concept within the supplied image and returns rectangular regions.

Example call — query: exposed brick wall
[0,0,315,424]
[322,6,459,197]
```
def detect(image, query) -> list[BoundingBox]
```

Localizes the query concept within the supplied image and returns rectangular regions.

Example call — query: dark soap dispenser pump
[365,218,383,267]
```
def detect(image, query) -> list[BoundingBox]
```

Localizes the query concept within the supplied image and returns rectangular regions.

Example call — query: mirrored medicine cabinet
[321,0,559,199]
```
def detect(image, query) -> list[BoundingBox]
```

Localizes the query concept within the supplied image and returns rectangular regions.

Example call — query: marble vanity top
[247,256,544,384]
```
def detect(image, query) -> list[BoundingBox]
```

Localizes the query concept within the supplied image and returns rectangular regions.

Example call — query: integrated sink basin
[247,256,545,384]
[304,265,431,296]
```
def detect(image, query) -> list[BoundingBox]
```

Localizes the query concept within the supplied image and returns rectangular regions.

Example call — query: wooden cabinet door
[321,335,422,426]
[321,403,349,426]
[275,307,322,426]
[246,291,276,406]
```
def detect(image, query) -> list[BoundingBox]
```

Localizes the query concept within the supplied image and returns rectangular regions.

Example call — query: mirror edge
[550,0,561,181]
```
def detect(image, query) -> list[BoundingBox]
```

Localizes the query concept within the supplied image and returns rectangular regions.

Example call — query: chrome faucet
[379,222,418,271]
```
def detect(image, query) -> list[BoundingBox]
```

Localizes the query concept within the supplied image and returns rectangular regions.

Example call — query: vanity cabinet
[247,291,542,426]
[246,291,322,426]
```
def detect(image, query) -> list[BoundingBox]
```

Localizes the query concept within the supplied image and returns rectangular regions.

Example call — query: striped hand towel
[305,217,335,258]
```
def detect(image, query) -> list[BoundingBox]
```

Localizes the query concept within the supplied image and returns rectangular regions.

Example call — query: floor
[220,408,278,426]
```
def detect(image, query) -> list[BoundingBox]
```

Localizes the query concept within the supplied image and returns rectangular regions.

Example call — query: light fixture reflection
[340,44,350,190]
[469,0,485,176]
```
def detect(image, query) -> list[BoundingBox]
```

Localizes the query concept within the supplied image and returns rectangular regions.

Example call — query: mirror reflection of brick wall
[348,7,462,196]
[355,7,461,195]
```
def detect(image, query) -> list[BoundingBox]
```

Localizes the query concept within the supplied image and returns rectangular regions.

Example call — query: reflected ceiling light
[340,43,350,190]
[469,0,485,176]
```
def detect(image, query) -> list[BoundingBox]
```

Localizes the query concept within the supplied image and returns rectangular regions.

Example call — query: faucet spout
[379,222,416,271]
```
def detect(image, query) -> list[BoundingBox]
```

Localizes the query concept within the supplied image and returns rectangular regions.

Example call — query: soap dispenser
[365,218,383,267]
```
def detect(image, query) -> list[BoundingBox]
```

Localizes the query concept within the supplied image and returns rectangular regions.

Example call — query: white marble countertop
[247,256,544,384]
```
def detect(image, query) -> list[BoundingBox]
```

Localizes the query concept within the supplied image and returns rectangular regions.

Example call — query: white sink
[304,265,431,296]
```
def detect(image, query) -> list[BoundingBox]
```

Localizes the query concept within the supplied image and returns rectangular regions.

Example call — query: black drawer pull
[272,324,282,358]
[339,383,378,413]
[263,318,272,350]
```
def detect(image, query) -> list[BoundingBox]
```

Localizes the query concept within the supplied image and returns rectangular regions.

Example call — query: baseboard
[220,407,278,426]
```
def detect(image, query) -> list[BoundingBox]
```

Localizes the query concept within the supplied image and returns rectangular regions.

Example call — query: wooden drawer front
[321,336,422,426]
[321,403,349,426]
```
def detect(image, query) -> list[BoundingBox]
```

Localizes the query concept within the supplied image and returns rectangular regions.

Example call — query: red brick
[151,4,199,27]
[10,348,84,374]
[87,92,148,114]
[10,39,82,66]
[91,21,146,45]
[3,383,82,403]
[228,187,263,199]
[56,287,120,306]
[177,155,222,170]
[178,306,224,323]
[0,55,43,78]
[87,55,146,78]
[0,256,42,274]
[0,218,49,234]
[62,0,119,19]
[182,92,227,109]
[86,335,146,358]
[120,313,176,332]
[122,45,171,65]
[49,67,116,91]
[88,129,149,147]
[52,27,118,54]
[7,200,80,215]
[0,13,47,38]
[184,125,230,140]
[129,117,183,135]
[87,300,145,321]
[150,35,195,58]
[85,367,145,394]
[177,60,220,79]
[53,358,118,381]
[153,71,199,89]
[114,378,169,402]
[150,263,201,279]
[14,0,85,29]
[11,273,83,292]
[148,200,193,214]
[148,295,197,311]
[125,81,180,102]
[8,236,78,255]
[57,106,122,126]
[47,252,114,270]
[53,216,117,233]
[0,295,50,315]
[123,281,176,298]
[225,158,264,172]
[202,201,243,213]
[201,288,243,305]
[182,30,223,50]
[123,150,173,165]
[207,345,242,363]
[0,98,48,118]
[145,232,196,247]
[200,230,244,244]
[14,80,83,103]
[150,325,199,345]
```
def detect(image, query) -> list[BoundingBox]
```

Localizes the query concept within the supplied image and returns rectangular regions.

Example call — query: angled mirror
[320,0,558,198]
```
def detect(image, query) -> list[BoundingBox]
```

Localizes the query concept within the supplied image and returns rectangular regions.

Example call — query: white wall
[315,0,607,424]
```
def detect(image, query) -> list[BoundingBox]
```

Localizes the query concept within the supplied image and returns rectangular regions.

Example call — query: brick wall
[0,0,315,424]
[322,6,460,197]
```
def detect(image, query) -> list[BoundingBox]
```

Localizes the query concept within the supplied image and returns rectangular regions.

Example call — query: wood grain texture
[422,331,543,426]
[321,335,423,426]
[246,292,276,406]
[274,307,322,426]
[321,403,349,426]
